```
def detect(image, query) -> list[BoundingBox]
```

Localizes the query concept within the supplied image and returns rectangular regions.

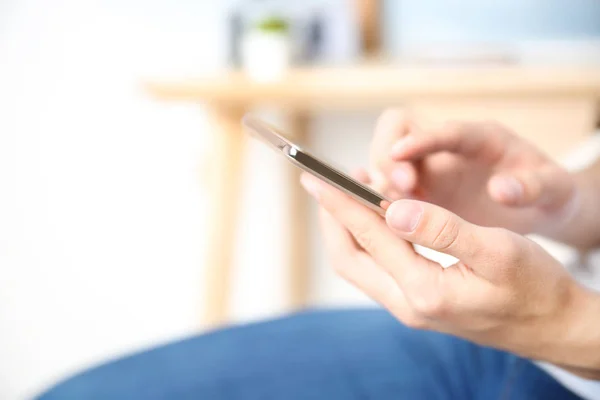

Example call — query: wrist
[534,170,600,249]
[553,285,600,375]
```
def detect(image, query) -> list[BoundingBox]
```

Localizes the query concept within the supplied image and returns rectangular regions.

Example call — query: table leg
[203,106,246,327]
[287,112,311,309]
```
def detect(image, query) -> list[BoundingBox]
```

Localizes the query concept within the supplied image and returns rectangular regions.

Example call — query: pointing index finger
[391,121,508,163]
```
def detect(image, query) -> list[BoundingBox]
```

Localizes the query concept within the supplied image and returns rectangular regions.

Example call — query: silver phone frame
[242,114,390,216]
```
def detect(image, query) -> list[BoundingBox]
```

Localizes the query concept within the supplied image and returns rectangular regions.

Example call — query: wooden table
[146,65,600,327]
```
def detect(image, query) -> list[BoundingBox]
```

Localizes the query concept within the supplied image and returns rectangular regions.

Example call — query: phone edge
[284,145,389,216]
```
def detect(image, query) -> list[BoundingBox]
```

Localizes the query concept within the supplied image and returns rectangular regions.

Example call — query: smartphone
[242,114,391,216]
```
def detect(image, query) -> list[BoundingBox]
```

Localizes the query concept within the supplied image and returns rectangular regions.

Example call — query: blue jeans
[38,309,580,399]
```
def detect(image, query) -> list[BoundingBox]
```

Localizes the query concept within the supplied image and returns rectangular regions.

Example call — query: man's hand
[301,173,600,378]
[368,109,577,236]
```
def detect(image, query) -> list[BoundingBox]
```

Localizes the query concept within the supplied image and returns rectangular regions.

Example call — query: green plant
[254,16,289,33]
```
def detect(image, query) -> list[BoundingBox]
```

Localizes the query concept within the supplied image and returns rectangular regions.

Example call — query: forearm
[542,160,600,250]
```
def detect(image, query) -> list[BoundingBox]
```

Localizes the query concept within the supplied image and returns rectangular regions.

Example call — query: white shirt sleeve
[536,362,600,400]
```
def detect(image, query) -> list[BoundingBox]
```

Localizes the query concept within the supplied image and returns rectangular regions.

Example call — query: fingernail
[300,174,320,198]
[391,136,414,158]
[387,201,422,233]
[391,167,409,190]
[500,177,524,202]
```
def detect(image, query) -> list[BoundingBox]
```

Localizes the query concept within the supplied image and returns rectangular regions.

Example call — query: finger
[301,173,440,287]
[385,199,498,277]
[352,168,404,203]
[371,109,419,194]
[370,108,413,171]
[487,166,575,210]
[352,168,371,185]
[319,205,362,256]
[355,166,399,202]
[319,207,412,318]
[390,121,507,163]
[336,168,373,250]
[389,162,418,193]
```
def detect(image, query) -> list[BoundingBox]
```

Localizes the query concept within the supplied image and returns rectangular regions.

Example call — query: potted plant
[241,16,292,82]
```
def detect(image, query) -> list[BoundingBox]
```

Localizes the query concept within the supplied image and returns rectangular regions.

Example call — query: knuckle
[377,108,401,123]
[481,119,503,131]
[440,120,468,152]
[478,121,511,161]
[351,222,377,253]
[377,108,409,128]
[441,120,464,136]
[401,313,428,329]
[496,230,522,262]
[317,190,336,211]
[385,293,429,329]
[373,109,411,161]
[330,257,348,277]
[378,289,427,328]
[430,217,460,252]
[504,238,526,268]
[373,158,391,176]
[481,120,512,142]
[374,109,409,142]
[486,228,524,281]
[409,290,447,319]
[379,288,406,313]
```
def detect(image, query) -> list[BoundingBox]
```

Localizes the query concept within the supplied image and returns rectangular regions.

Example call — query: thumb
[385,200,490,267]
[487,166,574,210]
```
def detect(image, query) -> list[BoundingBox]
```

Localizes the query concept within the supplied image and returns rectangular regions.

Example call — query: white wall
[0,1,374,399]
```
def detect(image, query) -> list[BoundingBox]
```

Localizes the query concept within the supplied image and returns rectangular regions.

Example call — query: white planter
[241,31,292,83]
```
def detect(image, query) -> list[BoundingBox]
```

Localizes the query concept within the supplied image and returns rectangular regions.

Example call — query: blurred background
[1,0,600,398]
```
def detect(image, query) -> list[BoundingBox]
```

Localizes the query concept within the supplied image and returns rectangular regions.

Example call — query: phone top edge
[242,114,299,153]
[244,114,390,216]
